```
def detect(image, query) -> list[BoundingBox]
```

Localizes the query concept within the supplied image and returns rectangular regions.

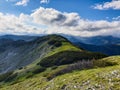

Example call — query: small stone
[74,85,77,88]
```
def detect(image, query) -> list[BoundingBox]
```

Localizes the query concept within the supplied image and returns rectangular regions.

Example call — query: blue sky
[0,0,120,37]
[0,0,120,20]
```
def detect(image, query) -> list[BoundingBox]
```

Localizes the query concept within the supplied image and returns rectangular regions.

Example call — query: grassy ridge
[94,56,120,67]
[1,56,120,90]
[39,51,106,67]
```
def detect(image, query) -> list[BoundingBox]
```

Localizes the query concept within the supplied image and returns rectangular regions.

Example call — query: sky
[0,0,120,37]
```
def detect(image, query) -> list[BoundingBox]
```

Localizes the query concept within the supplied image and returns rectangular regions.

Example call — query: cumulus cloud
[7,0,50,6]
[0,12,45,35]
[40,0,49,4]
[31,7,80,27]
[15,0,29,6]
[93,0,120,10]
[6,0,29,6]
[0,7,120,37]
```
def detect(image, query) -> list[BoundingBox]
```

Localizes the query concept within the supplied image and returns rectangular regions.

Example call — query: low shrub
[39,51,107,67]
[46,60,94,80]
[48,40,57,45]
[0,71,13,82]
[26,73,34,79]
[54,42,62,47]
[48,40,62,47]
[93,60,118,67]
[18,67,23,70]
[4,72,18,82]
[51,66,58,70]
[32,67,46,74]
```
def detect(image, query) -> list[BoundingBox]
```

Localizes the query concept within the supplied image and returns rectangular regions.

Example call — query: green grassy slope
[0,56,120,90]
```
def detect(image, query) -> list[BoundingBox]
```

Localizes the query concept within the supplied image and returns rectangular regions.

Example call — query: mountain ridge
[0,34,120,45]
[0,34,106,74]
[0,34,119,90]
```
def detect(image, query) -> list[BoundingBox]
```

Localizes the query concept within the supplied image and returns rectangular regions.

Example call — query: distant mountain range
[62,34,120,45]
[0,34,120,56]
[0,35,38,41]
[61,34,120,55]
[75,42,120,56]
[1,34,120,45]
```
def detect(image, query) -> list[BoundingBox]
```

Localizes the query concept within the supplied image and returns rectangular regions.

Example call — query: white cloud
[7,0,50,6]
[113,16,120,20]
[0,7,120,37]
[0,12,45,35]
[31,7,80,27]
[15,0,29,6]
[6,0,17,2]
[93,0,120,10]
[40,0,49,4]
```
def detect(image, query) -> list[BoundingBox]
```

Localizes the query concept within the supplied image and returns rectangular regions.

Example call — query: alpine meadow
[0,0,120,90]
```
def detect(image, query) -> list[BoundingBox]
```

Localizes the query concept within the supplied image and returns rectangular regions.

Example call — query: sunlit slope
[0,56,120,90]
